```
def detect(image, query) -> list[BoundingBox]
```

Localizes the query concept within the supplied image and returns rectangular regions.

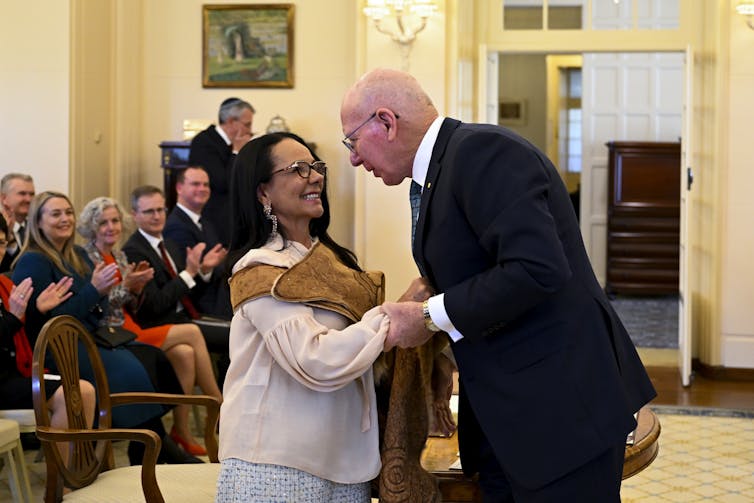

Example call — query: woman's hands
[6,276,74,318]
[122,260,154,295]
[90,262,120,295]
[7,277,33,318]
[36,277,74,314]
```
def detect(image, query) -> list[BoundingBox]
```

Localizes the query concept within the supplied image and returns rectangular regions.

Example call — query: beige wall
[0,1,70,193]
[720,1,754,367]
[137,0,359,248]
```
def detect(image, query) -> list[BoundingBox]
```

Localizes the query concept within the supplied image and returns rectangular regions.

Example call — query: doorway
[496,50,682,356]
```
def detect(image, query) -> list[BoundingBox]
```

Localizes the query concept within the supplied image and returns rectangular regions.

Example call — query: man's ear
[378,109,399,141]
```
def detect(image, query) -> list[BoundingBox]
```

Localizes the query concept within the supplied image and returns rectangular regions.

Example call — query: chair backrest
[31,315,114,498]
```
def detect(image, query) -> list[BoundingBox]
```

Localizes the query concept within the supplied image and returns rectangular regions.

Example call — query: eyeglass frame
[270,160,328,179]
[137,207,167,217]
[341,111,400,153]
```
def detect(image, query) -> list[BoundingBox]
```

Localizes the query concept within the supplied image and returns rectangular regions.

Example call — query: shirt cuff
[179,270,196,289]
[198,269,212,282]
[428,294,463,342]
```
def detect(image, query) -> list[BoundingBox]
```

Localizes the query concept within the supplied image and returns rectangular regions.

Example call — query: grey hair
[77,196,130,242]
[218,98,255,124]
[1,173,34,195]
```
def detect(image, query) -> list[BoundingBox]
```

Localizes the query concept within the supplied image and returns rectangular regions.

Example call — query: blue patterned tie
[410,181,422,244]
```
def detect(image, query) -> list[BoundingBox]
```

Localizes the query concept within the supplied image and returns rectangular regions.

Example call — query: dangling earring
[263,203,278,237]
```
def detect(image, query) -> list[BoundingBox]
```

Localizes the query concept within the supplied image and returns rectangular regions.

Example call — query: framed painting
[203,4,294,88]
[499,99,527,125]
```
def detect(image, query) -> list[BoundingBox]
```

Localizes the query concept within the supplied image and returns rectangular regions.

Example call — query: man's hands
[381,277,436,351]
[185,242,228,277]
[231,131,252,153]
[381,301,434,351]
[122,260,154,295]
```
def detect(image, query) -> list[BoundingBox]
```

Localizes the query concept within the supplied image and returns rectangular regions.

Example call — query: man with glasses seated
[123,185,230,388]
[189,97,256,247]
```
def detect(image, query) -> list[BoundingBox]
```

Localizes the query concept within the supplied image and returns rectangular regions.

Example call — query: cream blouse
[218,235,389,484]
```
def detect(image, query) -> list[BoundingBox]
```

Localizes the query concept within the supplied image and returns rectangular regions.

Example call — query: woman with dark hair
[217,133,389,502]
[0,212,96,465]
[12,191,201,465]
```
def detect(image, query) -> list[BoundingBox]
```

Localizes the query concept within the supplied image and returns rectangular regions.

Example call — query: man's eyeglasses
[341,111,400,153]
[342,112,377,153]
[138,207,166,217]
[271,161,327,179]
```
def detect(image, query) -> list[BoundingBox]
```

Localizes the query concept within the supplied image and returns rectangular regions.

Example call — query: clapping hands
[186,242,227,276]
[7,276,74,318]
[122,260,154,295]
[90,262,120,294]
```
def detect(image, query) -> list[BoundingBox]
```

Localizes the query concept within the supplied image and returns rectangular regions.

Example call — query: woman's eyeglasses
[271,161,327,179]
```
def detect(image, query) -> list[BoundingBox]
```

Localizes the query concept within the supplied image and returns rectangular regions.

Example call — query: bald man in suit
[341,69,656,502]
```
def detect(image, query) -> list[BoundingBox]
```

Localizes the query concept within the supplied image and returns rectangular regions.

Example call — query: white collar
[215,124,231,146]
[176,203,202,226]
[138,228,163,251]
[411,116,444,189]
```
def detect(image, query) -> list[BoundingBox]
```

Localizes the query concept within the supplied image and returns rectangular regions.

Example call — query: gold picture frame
[499,99,527,125]
[202,4,294,88]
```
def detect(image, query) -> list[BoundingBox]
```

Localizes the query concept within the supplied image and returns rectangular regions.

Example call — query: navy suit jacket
[188,125,234,246]
[122,231,193,328]
[164,206,232,318]
[414,119,656,490]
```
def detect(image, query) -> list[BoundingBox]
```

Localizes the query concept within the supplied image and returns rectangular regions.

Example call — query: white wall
[0,1,70,193]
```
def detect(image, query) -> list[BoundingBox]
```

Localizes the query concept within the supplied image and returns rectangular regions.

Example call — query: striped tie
[410,181,422,244]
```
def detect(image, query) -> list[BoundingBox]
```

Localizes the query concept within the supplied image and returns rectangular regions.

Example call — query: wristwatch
[422,300,441,332]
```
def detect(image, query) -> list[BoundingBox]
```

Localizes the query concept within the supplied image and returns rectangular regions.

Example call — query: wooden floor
[646,365,754,410]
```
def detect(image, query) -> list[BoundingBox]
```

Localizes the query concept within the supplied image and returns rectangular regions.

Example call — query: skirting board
[693,358,754,381]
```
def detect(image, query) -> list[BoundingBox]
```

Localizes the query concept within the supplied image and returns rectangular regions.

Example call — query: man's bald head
[342,68,438,134]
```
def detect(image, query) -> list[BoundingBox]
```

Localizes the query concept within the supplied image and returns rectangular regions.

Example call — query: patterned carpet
[621,406,754,502]
[611,295,679,349]
[5,407,752,502]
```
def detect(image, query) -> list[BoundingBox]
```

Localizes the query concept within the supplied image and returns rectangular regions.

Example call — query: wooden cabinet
[606,141,681,295]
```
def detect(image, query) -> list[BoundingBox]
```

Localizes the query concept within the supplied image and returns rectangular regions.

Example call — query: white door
[580,52,684,286]
[678,45,694,386]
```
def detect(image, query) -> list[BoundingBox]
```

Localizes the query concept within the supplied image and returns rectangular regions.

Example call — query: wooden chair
[31,315,221,503]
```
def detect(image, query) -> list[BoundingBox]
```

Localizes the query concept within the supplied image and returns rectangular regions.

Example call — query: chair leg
[1,447,25,503]
[13,439,33,503]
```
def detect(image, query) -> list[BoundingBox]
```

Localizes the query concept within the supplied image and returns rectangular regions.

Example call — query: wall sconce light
[738,1,754,30]
[363,0,438,70]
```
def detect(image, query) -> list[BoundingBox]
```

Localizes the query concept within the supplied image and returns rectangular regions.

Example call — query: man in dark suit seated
[164,166,232,319]
[0,173,35,272]
[188,97,255,247]
[123,185,230,387]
